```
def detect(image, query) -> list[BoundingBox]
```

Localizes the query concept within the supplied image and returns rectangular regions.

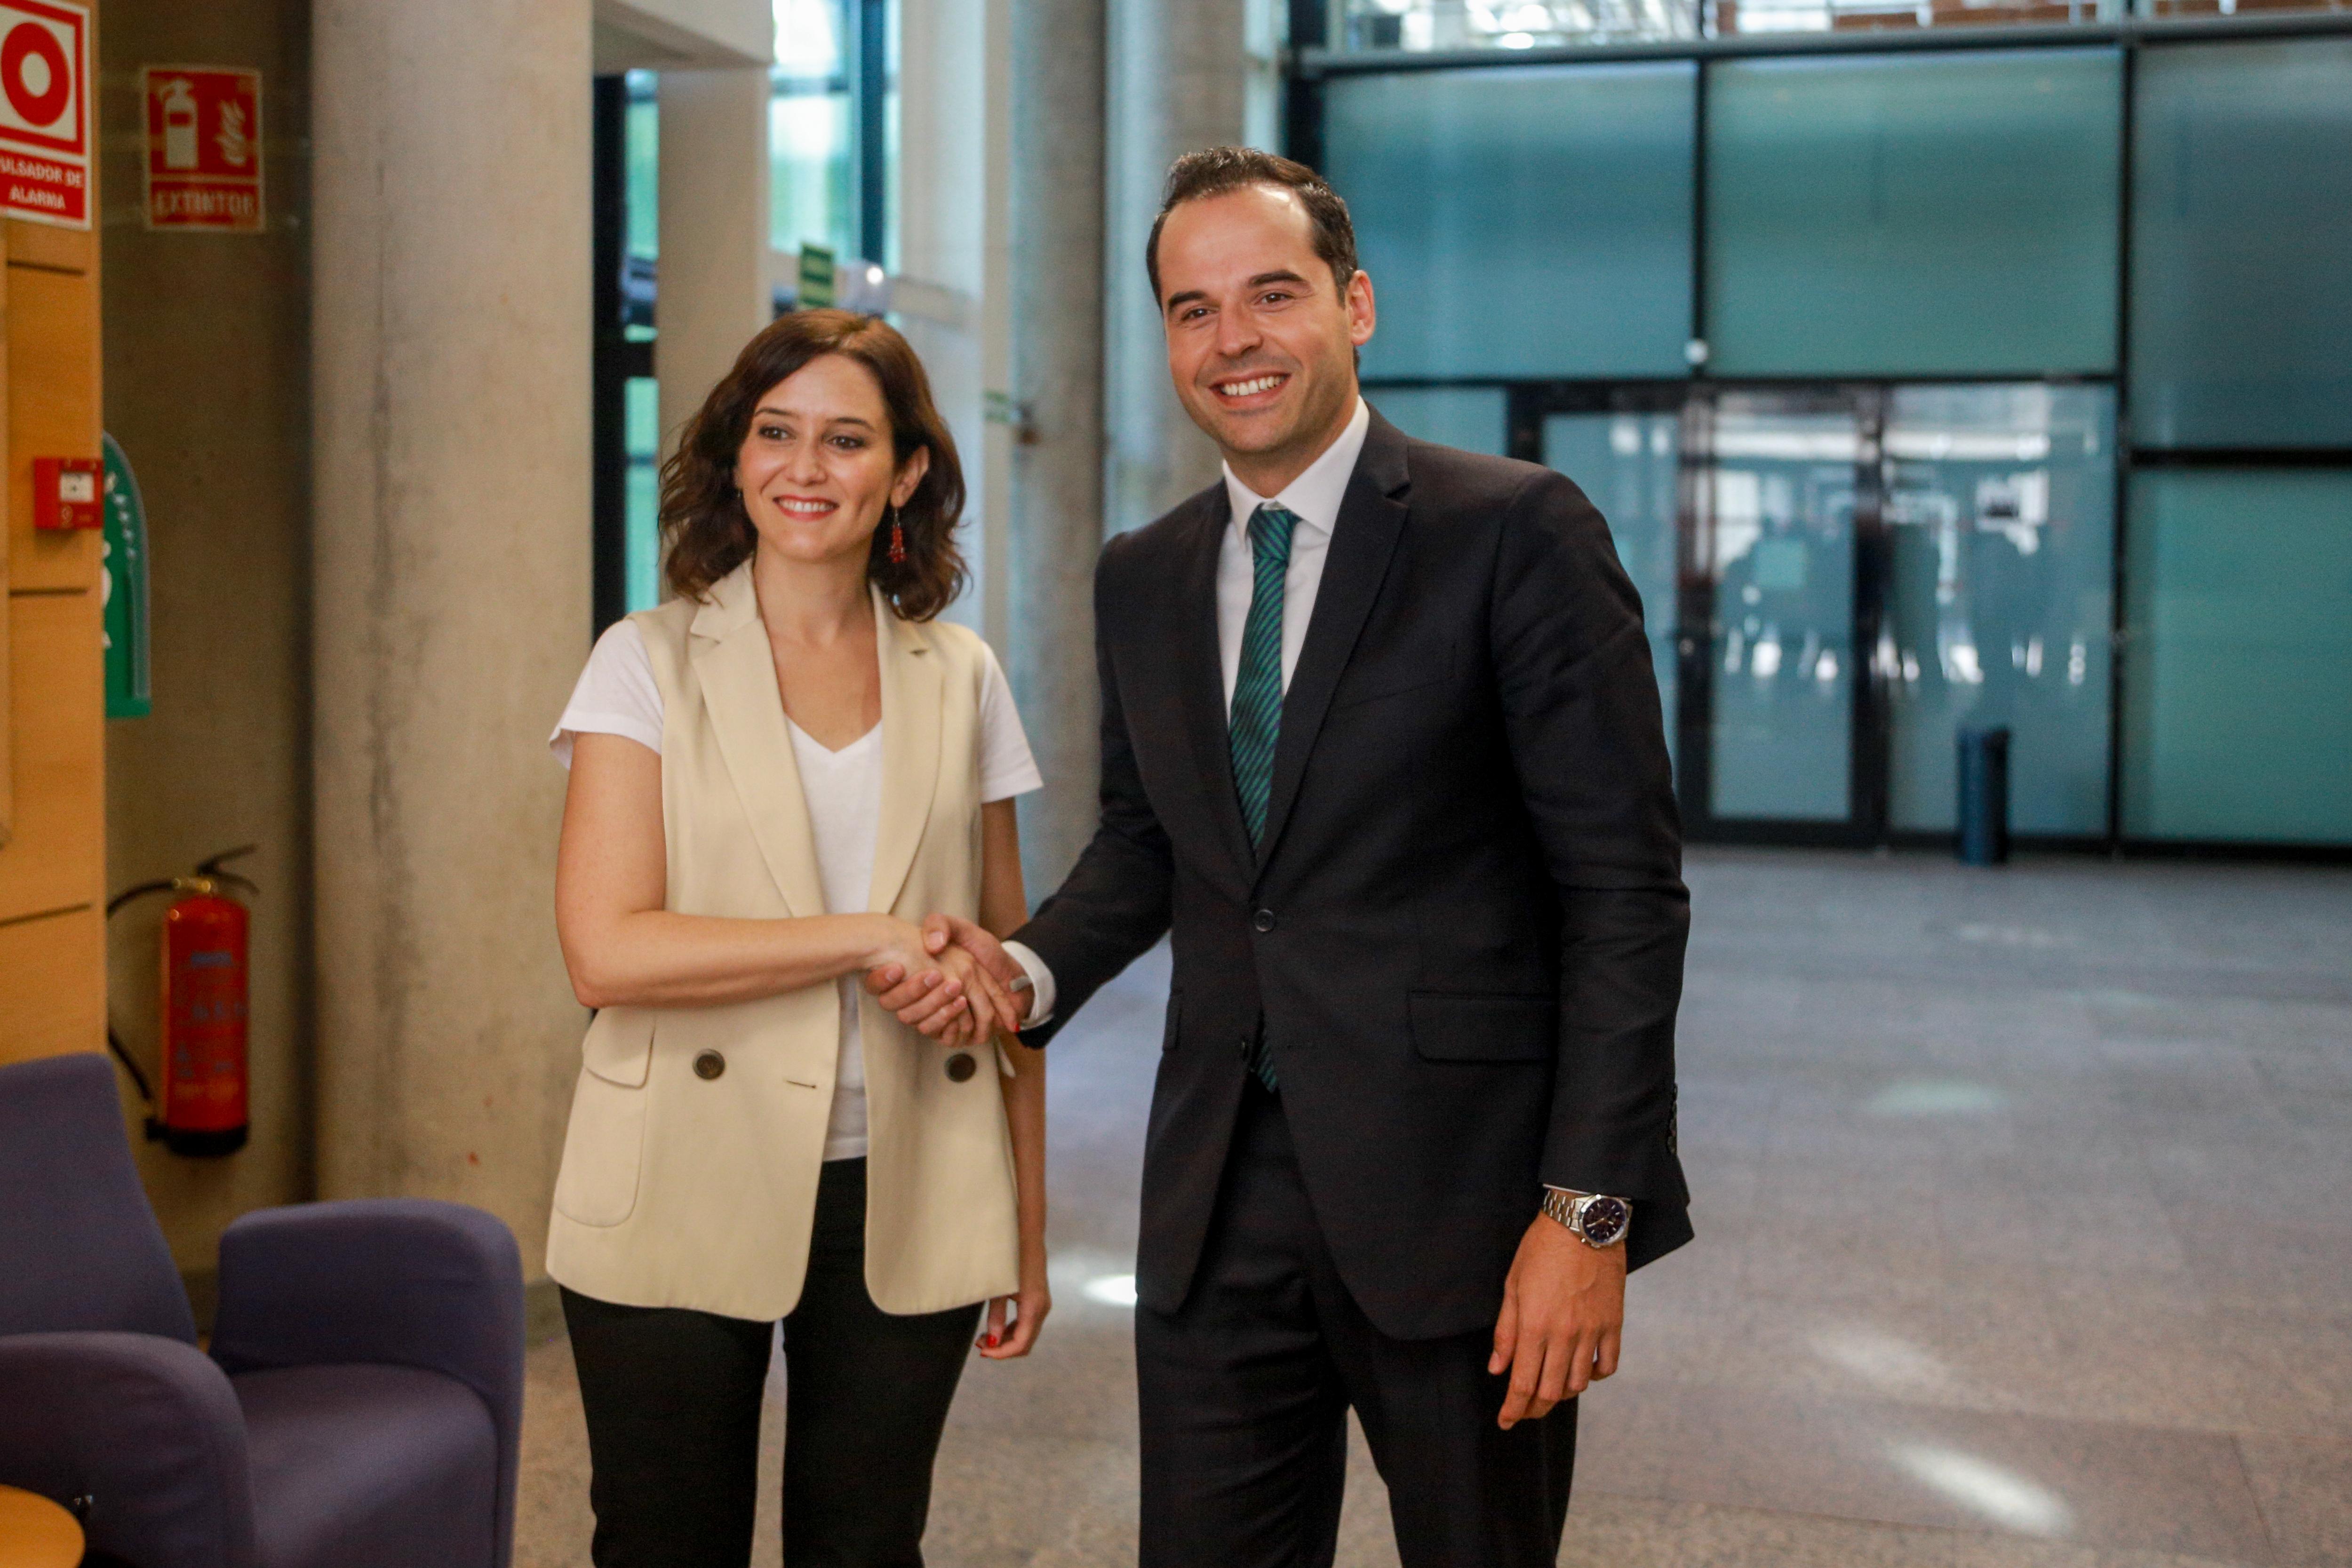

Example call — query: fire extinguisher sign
[140,65,263,232]
[0,0,89,229]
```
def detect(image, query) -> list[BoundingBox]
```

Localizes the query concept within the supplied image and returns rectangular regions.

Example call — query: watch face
[1581,1196,1631,1246]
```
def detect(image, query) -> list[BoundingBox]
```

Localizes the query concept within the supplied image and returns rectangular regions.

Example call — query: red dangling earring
[888,507,907,565]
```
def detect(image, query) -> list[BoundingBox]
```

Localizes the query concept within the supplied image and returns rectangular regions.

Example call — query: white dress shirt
[1004,398,1372,1026]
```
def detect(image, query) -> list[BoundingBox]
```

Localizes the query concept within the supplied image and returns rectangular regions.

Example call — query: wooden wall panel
[0,2,104,1065]
[7,261,103,594]
[0,906,104,1065]
[0,590,103,921]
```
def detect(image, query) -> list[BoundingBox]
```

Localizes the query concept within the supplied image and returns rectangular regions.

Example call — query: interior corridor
[515,847,2352,1567]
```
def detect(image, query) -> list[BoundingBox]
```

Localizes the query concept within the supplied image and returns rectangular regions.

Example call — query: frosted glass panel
[2131,40,2352,449]
[1883,385,2113,836]
[1707,49,2121,378]
[1544,413,1681,771]
[1370,388,1508,456]
[1324,62,1695,380]
[1704,399,1858,820]
[2122,471,2352,845]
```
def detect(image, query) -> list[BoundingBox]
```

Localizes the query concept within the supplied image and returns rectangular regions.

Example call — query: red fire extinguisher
[106,847,257,1157]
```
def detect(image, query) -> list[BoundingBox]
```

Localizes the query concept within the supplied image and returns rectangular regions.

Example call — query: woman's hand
[865,916,984,1041]
[977,1254,1051,1360]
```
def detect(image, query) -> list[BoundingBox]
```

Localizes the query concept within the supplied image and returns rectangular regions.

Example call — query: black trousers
[1135,1080,1577,1568]
[562,1158,982,1568]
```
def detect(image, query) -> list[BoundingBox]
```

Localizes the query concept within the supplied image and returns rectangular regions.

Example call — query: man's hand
[1489,1214,1626,1429]
[863,914,1031,1040]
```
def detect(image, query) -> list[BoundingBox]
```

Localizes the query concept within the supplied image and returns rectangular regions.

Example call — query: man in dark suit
[871,147,1690,1567]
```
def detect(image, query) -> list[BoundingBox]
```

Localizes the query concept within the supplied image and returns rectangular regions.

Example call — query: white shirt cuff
[1000,940,1056,1028]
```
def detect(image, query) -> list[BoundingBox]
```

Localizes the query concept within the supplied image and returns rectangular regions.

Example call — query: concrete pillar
[896,0,991,636]
[310,0,592,1257]
[656,67,775,457]
[1102,0,1251,538]
[1005,0,1107,895]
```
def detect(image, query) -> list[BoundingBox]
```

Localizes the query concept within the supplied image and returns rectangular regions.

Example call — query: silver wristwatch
[1541,1187,1631,1249]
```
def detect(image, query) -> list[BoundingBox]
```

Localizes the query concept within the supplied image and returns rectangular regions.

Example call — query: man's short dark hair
[1146,146,1359,308]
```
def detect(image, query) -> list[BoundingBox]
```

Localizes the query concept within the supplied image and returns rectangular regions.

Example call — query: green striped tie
[1229,502,1294,1092]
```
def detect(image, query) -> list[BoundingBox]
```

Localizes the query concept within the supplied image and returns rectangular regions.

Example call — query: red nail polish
[988,1334,1000,1347]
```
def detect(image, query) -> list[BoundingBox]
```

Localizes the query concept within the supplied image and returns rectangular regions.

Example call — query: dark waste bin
[1956,725,2010,867]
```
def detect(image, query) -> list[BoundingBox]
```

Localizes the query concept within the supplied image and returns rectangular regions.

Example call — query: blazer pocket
[1409,992,1555,1063]
[582,1005,657,1086]
[1331,639,1458,711]
[553,1008,656,1227]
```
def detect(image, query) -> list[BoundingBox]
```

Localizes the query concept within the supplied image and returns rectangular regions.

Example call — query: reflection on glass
[1544,413,1680,772]
[773,0,856,264]
[625,379,663,613]
[1371,388,1510,456]
[1883,385,2113,835]
[1332,0,2112,50]
[625,73,657,340]
[1704,400,1856,820]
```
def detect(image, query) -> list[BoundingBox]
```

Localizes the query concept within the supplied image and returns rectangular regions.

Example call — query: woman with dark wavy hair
[544,309,1052,1567]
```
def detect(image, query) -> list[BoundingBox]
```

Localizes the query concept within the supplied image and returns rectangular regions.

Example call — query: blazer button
[1252,908,1276,932]
[693,1050,726,1081]
[1238,1036,1252,1060]
[945,1051,977,1082]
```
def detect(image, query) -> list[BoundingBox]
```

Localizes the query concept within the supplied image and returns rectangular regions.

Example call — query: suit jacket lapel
[868,588,942,914]
[1172,489,1258,893]
[687,562,829,919]
[1255,413,1412,871]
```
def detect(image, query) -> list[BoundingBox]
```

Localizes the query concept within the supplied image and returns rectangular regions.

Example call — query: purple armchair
[0,1053,524,1568]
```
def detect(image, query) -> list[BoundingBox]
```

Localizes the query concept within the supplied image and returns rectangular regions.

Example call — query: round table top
[0,1486,82,1568]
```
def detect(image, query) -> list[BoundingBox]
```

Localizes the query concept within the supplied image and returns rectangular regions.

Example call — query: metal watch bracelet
[1541,1186,1631,1249]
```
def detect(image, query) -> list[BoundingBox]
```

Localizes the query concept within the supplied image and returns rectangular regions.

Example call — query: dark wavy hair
[1146,146,1359,306]
[660,309,968,620]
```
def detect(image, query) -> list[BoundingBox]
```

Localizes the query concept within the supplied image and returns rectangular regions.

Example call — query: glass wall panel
[1883,385,2113,835]
[1704,398,1858,820]
[1544,412,1681,771]
[2122,470,2352,845]
[773,0,857,263]
[1706,49,2121,377]
[1331,0,2116,52]
[2130,39,2352,449]
[625,378,663,612]
[1368,387,1509,456]
[1324,63,1696,380]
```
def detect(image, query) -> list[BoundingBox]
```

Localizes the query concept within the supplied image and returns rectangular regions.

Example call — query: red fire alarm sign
[141,65,262,232]
[0,0,90,229]
[34,455,101,530]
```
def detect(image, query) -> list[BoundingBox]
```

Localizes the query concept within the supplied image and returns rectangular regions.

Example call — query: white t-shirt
[551,618,1044,1162]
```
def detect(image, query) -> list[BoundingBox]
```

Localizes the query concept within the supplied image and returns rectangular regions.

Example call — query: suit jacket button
[693,1050,726,1081]
[1238,1036,1252,1059]
[1253,908,1276,932]
[945,1051,977,1082]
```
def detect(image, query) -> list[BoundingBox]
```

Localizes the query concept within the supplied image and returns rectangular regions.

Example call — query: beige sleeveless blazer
[545,562,1019,1320]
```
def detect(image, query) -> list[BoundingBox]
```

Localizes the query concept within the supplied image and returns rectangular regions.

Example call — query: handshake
[862,915,1033,1049]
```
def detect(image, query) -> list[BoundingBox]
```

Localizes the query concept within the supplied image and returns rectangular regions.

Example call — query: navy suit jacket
[1014,409,1691,1341]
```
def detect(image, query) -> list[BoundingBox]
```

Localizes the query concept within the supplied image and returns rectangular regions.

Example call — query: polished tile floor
[516,848,2352,1567]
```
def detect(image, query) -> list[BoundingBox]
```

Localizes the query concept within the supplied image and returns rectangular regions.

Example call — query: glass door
[1680,388,1875,841]
[1514,378,2116,848]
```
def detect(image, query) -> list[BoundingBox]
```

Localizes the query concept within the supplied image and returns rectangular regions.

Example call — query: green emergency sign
[103,432,151,720]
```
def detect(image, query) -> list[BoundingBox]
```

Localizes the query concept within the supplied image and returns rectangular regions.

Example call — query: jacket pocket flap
[1333,640,1458,710]
[1409,992,1554,1062]
[582,1006,657,1087]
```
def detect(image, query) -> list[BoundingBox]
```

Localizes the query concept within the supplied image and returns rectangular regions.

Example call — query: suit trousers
[561,1158,982,1568]
[1134,1079,1577,1568]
